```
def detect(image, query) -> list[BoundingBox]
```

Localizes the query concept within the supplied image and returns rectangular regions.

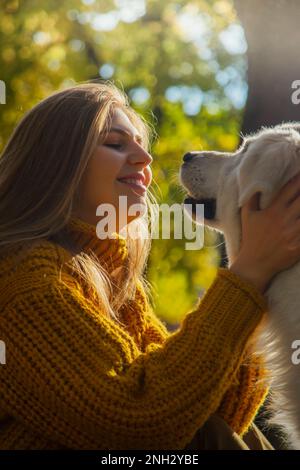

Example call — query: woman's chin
[117,191,147,208]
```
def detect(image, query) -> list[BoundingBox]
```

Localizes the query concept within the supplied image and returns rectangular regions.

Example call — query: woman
[1,82,300,450]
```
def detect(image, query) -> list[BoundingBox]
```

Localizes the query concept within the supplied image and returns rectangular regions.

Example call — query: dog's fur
[179,122,300,449]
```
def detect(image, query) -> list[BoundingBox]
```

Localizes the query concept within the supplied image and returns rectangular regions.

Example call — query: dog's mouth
[183,196,216,220]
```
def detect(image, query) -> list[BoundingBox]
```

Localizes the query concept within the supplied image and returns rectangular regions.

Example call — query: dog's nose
[183,152,195,162]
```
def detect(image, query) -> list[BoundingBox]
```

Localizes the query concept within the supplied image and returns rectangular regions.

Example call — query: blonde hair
[0,81,159,326]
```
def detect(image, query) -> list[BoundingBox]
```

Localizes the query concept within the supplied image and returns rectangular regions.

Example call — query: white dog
[179,122,300,449]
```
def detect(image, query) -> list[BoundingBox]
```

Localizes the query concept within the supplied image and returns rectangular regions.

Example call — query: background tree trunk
[235,0,300,136]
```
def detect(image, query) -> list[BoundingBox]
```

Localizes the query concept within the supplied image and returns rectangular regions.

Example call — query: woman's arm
[140,278,270,439]
[139,275,270,439]
[1,264,266,450]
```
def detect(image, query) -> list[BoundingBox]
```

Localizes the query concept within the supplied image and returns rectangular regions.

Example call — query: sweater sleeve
[216,345,270,436]
[140,277,270,438]
[1,267,268,450]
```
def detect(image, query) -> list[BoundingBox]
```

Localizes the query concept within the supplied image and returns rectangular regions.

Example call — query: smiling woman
[0,81,285,451]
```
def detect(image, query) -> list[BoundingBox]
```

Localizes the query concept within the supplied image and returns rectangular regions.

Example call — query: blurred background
[1,0,299,448]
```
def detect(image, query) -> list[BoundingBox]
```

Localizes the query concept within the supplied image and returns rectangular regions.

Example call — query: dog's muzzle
[184,196,216,220]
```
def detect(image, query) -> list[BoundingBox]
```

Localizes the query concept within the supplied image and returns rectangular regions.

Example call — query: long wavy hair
[0,81,159,326]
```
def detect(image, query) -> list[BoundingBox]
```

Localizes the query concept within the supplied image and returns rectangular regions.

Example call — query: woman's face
[76,107,153,231]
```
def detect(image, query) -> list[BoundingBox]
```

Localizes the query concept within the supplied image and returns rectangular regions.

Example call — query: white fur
[179,122,300,449]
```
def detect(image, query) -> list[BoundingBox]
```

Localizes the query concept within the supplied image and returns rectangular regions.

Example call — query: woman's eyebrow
[109,127,142,143]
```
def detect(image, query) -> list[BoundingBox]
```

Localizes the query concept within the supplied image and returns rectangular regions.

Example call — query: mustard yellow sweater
[0,216,269,450]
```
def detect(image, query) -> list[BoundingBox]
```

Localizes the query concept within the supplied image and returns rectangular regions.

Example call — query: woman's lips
[117,179,147,193]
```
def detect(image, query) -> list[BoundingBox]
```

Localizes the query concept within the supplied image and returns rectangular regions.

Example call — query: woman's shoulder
[0,237,72,272]
[0,238,75,307]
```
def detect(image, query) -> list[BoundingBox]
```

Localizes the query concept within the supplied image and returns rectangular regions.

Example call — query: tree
[234,0,300,136]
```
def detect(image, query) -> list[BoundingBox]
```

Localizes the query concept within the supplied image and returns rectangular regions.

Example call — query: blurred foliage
[0,0,245,326]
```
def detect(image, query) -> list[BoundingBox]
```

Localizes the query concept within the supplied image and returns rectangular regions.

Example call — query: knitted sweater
[0,216,269,450]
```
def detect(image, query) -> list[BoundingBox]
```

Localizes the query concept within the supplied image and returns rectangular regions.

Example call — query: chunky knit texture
[0,216,270,450]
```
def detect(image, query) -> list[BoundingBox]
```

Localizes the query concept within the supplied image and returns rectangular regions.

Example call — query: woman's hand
[229,171,300,294]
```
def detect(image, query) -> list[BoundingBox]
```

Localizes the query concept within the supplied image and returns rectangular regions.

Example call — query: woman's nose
[130,146,153,166]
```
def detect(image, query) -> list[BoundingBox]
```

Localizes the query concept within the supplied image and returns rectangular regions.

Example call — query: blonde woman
[1,82,300,450]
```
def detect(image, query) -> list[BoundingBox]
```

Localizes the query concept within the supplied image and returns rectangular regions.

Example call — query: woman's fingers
[284,191,300,223]
[288,238,300,251]
[282,217,300,248]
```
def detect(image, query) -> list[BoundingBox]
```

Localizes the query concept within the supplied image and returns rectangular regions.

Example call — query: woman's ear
[236,136,300,210]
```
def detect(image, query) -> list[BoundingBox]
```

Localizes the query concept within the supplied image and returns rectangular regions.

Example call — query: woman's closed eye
[105,143,123,149]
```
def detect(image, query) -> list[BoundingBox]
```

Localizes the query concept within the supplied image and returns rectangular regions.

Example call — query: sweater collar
[64,216,128,269]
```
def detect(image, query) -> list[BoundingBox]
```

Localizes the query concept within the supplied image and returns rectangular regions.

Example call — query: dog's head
[179,122,300,260]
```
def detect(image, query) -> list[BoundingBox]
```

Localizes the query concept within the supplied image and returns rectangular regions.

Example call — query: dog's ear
[237,134,300,210]
[237,160,274,210]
